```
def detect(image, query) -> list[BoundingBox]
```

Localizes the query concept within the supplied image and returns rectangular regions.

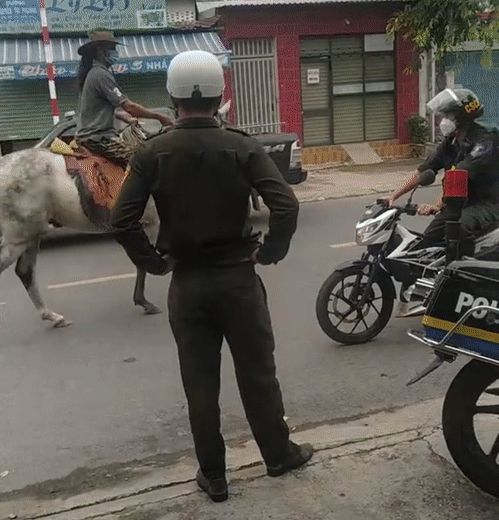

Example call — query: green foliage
[407,114,430,157]
[387,1,498,69]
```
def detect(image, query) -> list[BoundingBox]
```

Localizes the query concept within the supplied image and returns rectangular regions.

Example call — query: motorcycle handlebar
[403,204,419,216]
[375,199,418,215]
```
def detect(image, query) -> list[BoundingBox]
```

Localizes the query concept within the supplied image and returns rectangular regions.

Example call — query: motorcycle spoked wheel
[315,265,394,345]
[442,359,499,499]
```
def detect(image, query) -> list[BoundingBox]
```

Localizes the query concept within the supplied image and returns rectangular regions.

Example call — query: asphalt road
[0,188,461,494]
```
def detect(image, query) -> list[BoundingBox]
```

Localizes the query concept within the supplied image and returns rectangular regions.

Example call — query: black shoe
[196,469,228,502]
[266,442,314,477]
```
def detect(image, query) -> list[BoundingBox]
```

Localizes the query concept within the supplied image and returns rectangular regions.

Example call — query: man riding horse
[75,29,173,167]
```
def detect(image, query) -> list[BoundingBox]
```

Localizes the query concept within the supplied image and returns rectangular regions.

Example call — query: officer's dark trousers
[417,202,499,256]
[168,262,290,479]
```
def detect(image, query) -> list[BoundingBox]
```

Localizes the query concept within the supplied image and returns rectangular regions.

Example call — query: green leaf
[387,1,498,58]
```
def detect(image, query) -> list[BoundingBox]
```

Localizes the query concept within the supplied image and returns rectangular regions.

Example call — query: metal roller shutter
[333,96,364,144]
[365,93,395,140]
[0,78,83,142]
[331,54,363,90]
[56,78,80,116]
[330,54,364,143]
[330,37,363,55]
[364,52,395,141]
[299,35,395,146]
[0,73,169,143]
[301,61,330,111]
[300,39,329,58]
[365,54,394,83]
[301,60,331,145]
[0,80,52,141]
[331,37,364,143]
[303,114,331,146]
[115,73,169,110]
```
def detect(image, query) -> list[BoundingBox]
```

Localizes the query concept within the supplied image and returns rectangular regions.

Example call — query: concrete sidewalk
[2,398,498,520]
[294,158,421,203]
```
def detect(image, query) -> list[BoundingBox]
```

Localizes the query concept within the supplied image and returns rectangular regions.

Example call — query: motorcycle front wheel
[442,359,499,499]
[315,265,394,345]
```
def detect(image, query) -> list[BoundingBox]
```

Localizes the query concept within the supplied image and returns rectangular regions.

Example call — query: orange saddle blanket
[63,146,127,227]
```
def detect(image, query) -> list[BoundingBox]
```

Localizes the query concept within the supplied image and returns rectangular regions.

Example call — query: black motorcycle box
[422,260,499,360]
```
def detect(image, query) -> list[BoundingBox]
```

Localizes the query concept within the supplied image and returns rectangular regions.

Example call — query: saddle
[50,138,127,227]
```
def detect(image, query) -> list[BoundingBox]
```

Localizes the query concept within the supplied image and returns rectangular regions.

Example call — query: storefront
[0,33,230,143]
[300,34,396,146]
[200,0,419,162]
[0,0,230,146]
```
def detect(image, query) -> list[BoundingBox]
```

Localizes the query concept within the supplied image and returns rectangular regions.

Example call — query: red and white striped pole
[39,0,60,125]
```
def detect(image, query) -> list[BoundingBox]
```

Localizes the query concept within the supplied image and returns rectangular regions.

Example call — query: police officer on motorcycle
[388,87,499,257]
[110,50,313,502]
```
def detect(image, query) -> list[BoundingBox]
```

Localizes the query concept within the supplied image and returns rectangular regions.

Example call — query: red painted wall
[219,4,418,143]
[394,35,419,143]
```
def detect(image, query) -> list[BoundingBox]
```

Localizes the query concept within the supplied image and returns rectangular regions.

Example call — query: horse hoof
[143,303,162,315]
[54,318,73,328]
[42,311,72,329]
[42,311,72,328]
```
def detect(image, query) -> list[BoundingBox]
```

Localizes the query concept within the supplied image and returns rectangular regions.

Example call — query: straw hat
[78,29,124,56]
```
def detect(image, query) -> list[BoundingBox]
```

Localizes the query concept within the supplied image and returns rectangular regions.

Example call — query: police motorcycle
[315,169,499,345]
[316,168,440,345]
[407,168,499,499]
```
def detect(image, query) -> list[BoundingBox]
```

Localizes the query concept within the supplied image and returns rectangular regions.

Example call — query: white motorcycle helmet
[167,50,225,100]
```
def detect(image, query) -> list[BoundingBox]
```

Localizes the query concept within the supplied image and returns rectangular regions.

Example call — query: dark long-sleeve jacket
[110,118,299,274]
[418,123,499,204]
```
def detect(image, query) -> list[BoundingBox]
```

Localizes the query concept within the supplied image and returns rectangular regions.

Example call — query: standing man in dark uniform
[111,50,313,503]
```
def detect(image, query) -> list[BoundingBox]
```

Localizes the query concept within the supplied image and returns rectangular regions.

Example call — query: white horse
[0,102,238,328]
[0,145,161,327]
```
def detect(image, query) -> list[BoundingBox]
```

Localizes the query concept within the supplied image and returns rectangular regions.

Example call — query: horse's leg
[133,268,162,315]
[15,241,71,328]
[0,240,26,275]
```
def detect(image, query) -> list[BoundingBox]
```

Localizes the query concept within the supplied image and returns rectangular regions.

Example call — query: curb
[57,429,436,520]
[0,399,444,520]
[293,180,435,205]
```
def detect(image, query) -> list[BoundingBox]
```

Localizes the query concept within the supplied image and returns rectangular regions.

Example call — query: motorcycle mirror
[419,169,437,187]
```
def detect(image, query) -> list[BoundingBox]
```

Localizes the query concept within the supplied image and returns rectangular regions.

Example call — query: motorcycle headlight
[355,222,383,245]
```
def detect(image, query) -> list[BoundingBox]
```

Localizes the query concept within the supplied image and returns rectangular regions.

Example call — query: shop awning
[0,32,230,81]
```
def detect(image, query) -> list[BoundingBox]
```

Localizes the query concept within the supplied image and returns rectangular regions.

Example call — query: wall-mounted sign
[0,0,41,33]
[0,0,170,33]
[307,68,320,85]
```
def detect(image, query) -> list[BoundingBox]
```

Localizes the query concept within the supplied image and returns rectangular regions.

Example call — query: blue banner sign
[0,54,230,80]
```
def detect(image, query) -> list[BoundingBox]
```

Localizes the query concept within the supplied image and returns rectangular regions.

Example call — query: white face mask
[439,117,457,136]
